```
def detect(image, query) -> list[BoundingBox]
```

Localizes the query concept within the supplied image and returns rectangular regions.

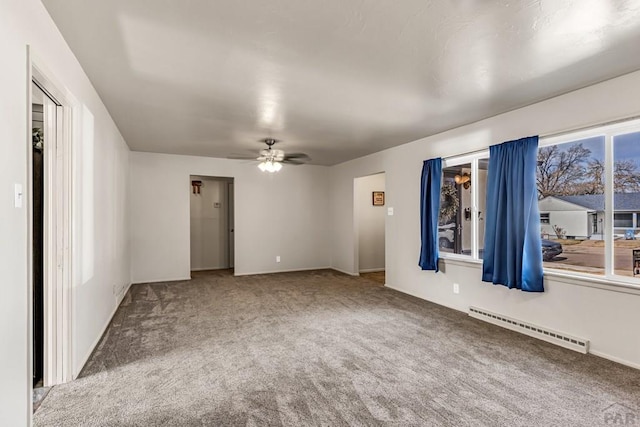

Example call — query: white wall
[0,0,131,425]
[130,152,331,282]
[355,173,386,272]
[190,176,230,271]
[330,70,640,368]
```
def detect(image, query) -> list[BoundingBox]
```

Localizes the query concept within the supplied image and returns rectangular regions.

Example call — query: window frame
[540,117,640,285]
[440,151,489,262]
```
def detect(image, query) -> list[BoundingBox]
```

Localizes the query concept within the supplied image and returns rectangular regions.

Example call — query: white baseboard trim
[74,281,132,379]
[589,350,640,370]
[330,267,359,276]
[359,268,385,273]
[234,266,331,276]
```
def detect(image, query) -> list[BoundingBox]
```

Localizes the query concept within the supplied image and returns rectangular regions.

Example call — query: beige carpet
[360,271,385,285]
[35,269,640,426]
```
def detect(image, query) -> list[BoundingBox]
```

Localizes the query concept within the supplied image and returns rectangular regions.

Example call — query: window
[537,135,605,273]
[439,117,640,286]
[537,118,640,282]
[438,154,488,260]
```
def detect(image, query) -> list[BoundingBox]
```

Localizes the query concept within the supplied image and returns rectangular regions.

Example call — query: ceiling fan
[228,138,311,172]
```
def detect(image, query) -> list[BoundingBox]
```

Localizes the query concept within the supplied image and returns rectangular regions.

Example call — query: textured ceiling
[42,0,640,165]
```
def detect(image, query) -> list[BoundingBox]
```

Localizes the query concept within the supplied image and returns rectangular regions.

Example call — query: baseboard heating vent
[468,307,589,354]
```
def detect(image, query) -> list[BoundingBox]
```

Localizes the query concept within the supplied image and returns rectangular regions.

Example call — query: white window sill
[438,256,640,296]
[439,255,482,267]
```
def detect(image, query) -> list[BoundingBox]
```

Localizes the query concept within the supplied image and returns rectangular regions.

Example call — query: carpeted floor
[35,269,640,426]
[360,271,385,285]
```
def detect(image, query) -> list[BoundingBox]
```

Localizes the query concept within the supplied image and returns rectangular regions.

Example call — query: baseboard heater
[468,306,589,354]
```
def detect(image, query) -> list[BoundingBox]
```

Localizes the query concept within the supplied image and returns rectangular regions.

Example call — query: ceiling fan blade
[285,153,310,159]
[282,158,307,165]
[283,153,310,161]
[227,154,258,160]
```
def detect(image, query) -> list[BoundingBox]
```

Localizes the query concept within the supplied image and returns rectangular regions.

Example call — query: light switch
[14,184,23,208]
[387,207,394,216]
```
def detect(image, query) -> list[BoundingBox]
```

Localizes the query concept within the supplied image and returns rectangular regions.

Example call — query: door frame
[188,175,235,272]
[28,47,75,399]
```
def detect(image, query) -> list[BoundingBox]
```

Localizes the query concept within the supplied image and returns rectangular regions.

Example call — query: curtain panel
[482,137,544,292]
[419,158,442,272]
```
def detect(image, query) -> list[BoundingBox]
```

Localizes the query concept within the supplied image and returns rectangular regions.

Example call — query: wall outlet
[387,207,394,216]
[453,283,460,294]
[276,256,281,263]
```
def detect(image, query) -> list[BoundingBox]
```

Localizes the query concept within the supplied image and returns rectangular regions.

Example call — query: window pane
[537,136,605,274]
[613,131,640,277]
[439,163,471,256]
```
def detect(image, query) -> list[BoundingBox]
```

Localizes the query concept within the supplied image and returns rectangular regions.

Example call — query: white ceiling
[42,0,640,165]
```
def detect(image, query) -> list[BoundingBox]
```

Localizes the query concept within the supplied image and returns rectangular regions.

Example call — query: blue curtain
[482,137,544,292]
[419,158,442,272]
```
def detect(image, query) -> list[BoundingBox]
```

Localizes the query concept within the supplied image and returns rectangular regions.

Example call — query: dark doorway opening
[32,92,44,388]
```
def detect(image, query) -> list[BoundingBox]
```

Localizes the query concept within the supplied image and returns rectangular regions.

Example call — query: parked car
[438,224,455,249]
[541,239,563,261]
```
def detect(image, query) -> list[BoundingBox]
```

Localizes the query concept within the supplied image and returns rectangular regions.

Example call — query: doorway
[189,176,235,272]
[29,62,74,409]
[354,173,386,284]
[30,73,73,411]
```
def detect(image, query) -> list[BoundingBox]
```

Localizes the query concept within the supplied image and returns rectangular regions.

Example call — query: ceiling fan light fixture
[231,138,307,171]
[258,160,283,173]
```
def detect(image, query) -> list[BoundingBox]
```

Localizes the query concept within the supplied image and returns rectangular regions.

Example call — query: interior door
[33,83,62,386]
